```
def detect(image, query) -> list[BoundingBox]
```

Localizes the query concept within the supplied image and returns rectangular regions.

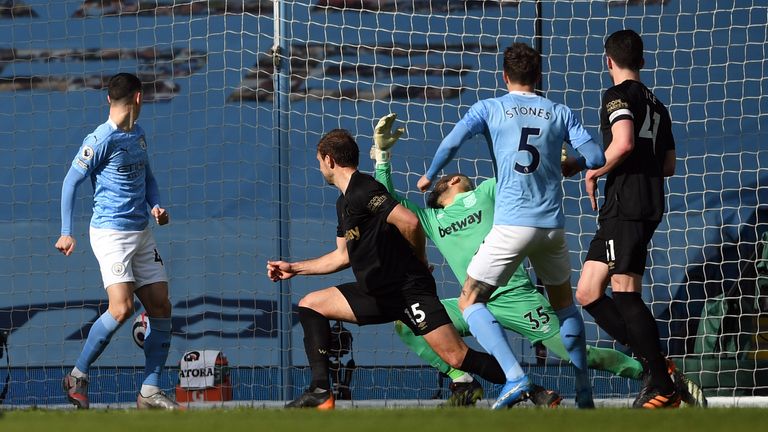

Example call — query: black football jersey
[336,171,432,294]
[599,80,675,221]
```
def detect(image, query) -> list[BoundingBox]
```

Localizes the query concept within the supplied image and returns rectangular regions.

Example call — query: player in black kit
[565,29,687,409]
[267,129,508,409]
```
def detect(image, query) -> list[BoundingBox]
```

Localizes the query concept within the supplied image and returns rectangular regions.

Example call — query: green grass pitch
[0,408,761,432]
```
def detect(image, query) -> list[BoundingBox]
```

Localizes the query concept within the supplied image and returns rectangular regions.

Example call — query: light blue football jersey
[457,91,595,228]
[70,119,153,231]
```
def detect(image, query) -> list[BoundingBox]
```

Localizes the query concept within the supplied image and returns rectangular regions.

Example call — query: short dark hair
[503,42,541,87]
[107,73,142,103]
[426,173,474,209]
[605,29,644,71]
[317,129,359,168]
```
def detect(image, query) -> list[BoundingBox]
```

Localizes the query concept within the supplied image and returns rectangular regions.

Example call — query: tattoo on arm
[464,279,497,304]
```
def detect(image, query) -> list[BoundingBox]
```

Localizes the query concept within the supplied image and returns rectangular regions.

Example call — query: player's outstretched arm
[266,237,350,281]
[56,166,88,256]
[371,113,405,200]
[370,114,432,220]
[145,164,167,225]
[420,122,473,191]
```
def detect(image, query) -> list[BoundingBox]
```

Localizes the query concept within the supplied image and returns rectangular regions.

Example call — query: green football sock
[542,334,644,380]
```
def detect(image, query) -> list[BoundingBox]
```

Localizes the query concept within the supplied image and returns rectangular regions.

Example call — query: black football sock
[298,306,332,391]
[459,348,506,384]
[612,292,674,393]
[583,294,630,346]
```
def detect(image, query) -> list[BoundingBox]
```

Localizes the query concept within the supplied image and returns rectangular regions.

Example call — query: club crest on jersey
[462,193,477,208]
[139,137,147,150]
[81,146,94,160]
[111,262,126,276]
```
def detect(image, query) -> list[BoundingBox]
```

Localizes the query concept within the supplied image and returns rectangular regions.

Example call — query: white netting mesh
[0,0,766,405]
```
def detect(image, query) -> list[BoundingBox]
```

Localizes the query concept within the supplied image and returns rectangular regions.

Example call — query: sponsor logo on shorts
[111,262,126,276]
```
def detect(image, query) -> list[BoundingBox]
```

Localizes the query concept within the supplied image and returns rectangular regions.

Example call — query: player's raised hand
[55,235,76,256]
[371,113,405,164]
[417,175,432,192]
[152,206,169,225]
[585,170,599,210]
[374,113,404,151]
[267,260,297,281]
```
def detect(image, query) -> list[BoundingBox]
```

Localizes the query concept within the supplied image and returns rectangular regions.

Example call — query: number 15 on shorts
[405,303,426,327]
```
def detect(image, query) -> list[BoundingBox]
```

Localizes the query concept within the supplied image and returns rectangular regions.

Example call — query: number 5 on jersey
[515,127,541,174]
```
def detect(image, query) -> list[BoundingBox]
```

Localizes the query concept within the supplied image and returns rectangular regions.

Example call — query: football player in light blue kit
[55,73,179,410]
[417,43,606,409]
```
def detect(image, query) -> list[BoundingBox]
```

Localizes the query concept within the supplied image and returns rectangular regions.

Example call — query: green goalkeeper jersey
[374,162,533,298]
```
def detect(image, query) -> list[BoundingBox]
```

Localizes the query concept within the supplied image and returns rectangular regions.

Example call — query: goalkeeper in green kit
[370,113,703,407]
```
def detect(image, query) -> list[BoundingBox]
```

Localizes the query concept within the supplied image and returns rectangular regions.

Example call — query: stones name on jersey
[504,105,552,121]
[437,210,483,238]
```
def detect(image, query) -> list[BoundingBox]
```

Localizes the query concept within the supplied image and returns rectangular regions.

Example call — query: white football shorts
[466,225,571,287]
[89,227,168,289]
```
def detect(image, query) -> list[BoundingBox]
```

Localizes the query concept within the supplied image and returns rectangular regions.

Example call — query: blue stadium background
[0,1,766,405]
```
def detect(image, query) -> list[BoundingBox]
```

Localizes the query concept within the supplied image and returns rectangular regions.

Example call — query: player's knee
[575,286,596,306]
[433,341,468,368]
[109,303,134,323]
[443,350,466,369]
[151,299,172,318]
[297,295,315,309]
[140,295,172,318]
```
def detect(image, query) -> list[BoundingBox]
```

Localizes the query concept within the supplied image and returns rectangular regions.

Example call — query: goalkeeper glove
[370,113,405,164]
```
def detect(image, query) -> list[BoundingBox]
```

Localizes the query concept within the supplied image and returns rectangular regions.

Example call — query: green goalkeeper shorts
[441,287,560,345]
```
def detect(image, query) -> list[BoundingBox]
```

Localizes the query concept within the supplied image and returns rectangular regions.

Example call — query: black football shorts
[337,277,452,336]
[585,218,660,276]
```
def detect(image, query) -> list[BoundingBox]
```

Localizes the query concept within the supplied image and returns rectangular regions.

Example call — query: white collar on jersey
[508,90,537,97]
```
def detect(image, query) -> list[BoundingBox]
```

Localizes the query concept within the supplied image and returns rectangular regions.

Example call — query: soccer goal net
[0,0,766,407]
